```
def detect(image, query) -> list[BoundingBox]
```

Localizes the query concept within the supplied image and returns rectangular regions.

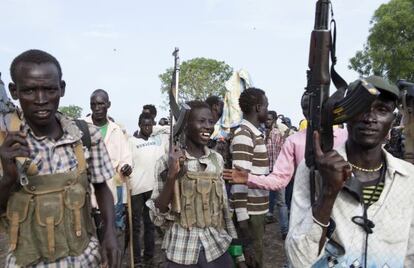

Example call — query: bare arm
[155,145,184,213]
[93,182,120,268]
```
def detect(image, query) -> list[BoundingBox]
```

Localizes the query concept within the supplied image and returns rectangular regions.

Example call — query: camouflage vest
[5,143,95,266]
[178,153,225,229]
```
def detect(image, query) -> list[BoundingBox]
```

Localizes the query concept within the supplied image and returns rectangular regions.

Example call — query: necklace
[349,162,383,172]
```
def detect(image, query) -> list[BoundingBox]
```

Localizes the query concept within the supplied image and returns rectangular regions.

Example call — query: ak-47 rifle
[168,48,191,213]
[305,0,380,204]
[397,80,414,164]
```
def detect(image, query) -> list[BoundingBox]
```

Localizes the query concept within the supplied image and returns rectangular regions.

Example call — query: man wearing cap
[285,76,414,267]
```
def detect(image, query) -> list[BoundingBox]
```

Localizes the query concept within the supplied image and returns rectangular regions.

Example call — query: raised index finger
[313,130,324,159]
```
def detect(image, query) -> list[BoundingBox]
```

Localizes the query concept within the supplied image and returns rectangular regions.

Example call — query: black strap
[330,18,348,91]
[74,119,92,150]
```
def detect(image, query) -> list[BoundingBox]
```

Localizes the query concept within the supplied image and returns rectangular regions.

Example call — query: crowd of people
[0,48,413,268]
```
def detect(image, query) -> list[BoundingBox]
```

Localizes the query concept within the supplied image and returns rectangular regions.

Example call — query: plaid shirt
[265,127,284,172]
[146,148,242,265]
[5,113,114,267]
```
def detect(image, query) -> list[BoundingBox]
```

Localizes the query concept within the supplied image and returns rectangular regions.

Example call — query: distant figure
[230,87,269,268]
[264,110,289,240]
[224,92,348,211]
[128,112,168,266]
[142,104,157,124]
[205,95,224,124]
[134,104,158,137]
[86,89,132,232]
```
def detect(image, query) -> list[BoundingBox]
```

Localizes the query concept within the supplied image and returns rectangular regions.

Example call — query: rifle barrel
[314,0,330,30]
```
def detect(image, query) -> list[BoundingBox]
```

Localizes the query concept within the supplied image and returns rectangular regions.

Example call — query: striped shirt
[146,148,243,265]
[362,180,385,206]
[5,113,114,267]
[230,119,269,221]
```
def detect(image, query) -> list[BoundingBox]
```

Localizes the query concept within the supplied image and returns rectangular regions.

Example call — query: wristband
[312,215,330,228]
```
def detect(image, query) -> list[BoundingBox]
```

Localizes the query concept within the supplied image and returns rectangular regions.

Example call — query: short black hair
[268,110,277,120]
[91,89,109,101]
[10,49,62,82]
[239,87,266,114]
[138,112,153,125]
[205,95,222,108]
[143,104,157,117]
[186,100,211,122]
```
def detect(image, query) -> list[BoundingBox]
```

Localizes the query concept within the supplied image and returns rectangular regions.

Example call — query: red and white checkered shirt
[265,127,284,172]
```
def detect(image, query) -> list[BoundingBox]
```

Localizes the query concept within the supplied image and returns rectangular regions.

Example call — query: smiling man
[147,100,245,268]
[286,76,414,267]
[0,49,119,267]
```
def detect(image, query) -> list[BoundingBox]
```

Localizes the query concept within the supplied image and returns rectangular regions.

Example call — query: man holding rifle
[147,101,246,267]
[0,49,120,267]
[286,77,414,267]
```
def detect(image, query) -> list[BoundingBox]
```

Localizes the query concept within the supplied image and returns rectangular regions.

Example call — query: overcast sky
[0,0,389,133]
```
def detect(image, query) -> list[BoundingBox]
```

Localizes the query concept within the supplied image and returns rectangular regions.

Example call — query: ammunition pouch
[179,171,225,229]
[4,143,95,266]
[178,154,225,229]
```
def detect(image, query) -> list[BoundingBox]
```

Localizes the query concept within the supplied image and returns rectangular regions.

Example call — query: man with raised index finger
[286,76,414,267]
[0,49,120,267]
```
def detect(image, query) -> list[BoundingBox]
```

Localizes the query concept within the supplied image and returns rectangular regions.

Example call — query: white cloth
[128,135,167,195]
[286,143,414,267]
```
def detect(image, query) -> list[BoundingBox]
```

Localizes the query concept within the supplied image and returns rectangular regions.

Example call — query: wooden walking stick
[126,178,134,268]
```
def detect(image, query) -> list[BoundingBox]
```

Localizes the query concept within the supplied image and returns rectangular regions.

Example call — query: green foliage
[349,0,414,82]
[59,105,83,119]
[159,57,233,105]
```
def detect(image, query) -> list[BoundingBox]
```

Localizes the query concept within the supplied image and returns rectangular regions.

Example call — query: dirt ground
[0,220,287,268]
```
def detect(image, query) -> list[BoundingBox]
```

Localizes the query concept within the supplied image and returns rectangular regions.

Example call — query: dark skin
[154,107,247,268]
[312,95,396,252]
[264,112,276,130]
[142,108,156,125]
[223,95,268,185]
[264,112,276,144]
[90,92,110,127]
[138,118,153,140]
[233,94,268,268]
[211,101,224,124]
[155,107,214,212]
[90,92,131,177]
[224,93,307,184]
[244,94,269,129]
[1,62,120,267]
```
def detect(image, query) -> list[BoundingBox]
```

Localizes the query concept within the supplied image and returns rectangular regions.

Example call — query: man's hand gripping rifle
[0,72,38,185]
[305,0,380,204]
[169,48,191,213]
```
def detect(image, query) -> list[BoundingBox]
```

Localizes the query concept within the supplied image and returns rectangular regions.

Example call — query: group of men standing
[1,48,414,268]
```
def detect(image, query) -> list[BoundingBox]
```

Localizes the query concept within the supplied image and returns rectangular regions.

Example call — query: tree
[348,0,414,82]
[59,105,83,119]
[159,57,233,105]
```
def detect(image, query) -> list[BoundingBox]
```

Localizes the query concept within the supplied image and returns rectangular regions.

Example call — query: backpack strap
[74,120,92,150]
